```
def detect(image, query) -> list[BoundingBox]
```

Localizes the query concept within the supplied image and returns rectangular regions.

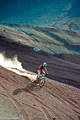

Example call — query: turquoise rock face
[0,0,80,29]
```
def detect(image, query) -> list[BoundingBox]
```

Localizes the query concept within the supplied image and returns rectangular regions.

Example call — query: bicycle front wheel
[39,78,45,87]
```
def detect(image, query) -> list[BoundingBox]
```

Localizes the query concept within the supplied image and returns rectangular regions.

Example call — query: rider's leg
[37,70,41,75]
[37,70,41,80]
[42,69,46,74]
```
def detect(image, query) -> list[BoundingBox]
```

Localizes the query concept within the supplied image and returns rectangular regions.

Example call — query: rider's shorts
[37,70,45,74]
[37,70,41,74]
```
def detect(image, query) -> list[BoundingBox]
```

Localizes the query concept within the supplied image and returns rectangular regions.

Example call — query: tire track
[47,81,80,111]
[0,74,70,120]
[46,82,80,119]
[0,83,30,120]
[0,74,54,120]
[0,69,80,120]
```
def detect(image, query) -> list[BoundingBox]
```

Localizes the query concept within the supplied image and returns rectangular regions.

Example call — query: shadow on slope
[13,82,41,96]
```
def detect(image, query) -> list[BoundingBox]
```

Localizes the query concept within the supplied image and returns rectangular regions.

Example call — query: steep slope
[0,66,80,120]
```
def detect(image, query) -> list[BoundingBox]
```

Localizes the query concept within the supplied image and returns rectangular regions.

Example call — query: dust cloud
[0,53,37,81]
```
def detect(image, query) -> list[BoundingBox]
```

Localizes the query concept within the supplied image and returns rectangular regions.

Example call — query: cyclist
[37,62,48,75]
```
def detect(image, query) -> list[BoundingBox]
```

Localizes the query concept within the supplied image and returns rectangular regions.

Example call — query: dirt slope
[0,66,80,120]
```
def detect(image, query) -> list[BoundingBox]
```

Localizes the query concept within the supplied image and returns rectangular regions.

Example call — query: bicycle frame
[36,73,46,87]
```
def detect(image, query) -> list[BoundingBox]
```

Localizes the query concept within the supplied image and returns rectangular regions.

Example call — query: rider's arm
[39,64,42,68]
[44,67,48,74]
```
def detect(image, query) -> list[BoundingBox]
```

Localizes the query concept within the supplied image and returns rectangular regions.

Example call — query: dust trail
[0,52,23,70]
[0,52,37,81]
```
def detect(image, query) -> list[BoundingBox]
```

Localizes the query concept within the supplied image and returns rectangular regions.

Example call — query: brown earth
[0,36,80,120]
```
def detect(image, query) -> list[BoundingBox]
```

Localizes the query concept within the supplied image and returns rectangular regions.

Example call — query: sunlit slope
[0,66,80,120]
[0,24,80,54]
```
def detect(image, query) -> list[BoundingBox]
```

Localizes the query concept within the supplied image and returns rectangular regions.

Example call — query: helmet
[43,62,47,67]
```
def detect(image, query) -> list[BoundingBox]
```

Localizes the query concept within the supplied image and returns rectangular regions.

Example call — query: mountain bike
[35,73,46,87]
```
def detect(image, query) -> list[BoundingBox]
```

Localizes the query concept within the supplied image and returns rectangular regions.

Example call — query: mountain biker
[37,62,48,75]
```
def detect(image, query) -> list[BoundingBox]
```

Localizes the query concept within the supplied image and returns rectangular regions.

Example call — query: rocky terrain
[0,24,80,54]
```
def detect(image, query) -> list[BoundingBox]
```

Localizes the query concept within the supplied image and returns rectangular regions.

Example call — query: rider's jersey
[37,65,44,71]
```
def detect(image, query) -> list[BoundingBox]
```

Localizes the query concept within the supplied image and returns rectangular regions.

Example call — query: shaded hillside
[0,35,80,89]
[54,54,80,65]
